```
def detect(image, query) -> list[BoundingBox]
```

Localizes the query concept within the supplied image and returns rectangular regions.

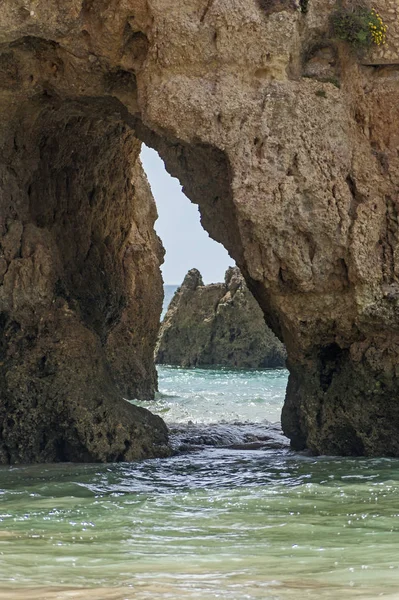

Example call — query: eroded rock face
[156,268,286,368]
[0,97,169,462]
[1,0,399,457]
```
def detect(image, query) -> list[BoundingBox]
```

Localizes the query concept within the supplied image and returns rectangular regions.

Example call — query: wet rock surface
[169,421,289,453]
[156,267,286,368]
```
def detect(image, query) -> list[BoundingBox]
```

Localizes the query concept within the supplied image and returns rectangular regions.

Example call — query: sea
[0,288,398,599]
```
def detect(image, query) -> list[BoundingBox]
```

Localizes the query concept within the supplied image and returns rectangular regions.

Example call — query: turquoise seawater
[0,366,399,599]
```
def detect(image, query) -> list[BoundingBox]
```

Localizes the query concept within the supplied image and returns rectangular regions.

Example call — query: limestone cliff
[156,268,286,368]
[1,0,399,458]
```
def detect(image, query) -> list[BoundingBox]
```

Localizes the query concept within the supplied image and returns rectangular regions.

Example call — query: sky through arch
[141,145,234,285]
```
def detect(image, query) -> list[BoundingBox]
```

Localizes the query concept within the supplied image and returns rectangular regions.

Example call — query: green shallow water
[0,366,399,599]
[153,365,288,424]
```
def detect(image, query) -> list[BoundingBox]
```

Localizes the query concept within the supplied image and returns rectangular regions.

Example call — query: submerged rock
[168,421,289,453]
[156,268,286,368]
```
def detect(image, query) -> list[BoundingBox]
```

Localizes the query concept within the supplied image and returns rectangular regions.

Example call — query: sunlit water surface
[0,366,399,599]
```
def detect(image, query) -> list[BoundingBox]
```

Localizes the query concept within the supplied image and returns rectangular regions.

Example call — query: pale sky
[141,145,234,285]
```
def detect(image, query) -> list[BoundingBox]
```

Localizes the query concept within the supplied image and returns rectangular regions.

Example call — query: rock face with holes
[156,267,286,368]
[1,0,399,459]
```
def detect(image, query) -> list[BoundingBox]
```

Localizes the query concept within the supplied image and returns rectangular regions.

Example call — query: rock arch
[0,0,399,460]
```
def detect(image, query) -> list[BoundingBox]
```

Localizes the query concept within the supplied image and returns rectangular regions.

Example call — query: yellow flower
[369,8,387,46]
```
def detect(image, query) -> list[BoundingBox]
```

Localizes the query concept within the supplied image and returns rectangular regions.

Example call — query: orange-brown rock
[0,0,399,458]
[156,268,286,368]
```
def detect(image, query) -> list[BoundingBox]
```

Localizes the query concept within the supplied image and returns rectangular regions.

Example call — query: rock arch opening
[1,0,399,460]
[0,88,249,463]
[140,145,234,288]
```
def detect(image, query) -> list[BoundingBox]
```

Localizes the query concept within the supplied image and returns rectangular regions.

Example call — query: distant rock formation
[156,268,286,369]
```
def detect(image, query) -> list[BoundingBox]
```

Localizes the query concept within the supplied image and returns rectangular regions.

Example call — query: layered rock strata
[1,0,399,457]
[156,268,286,368]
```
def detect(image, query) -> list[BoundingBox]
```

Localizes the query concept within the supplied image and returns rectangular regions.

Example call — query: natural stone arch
[0,0,399,461]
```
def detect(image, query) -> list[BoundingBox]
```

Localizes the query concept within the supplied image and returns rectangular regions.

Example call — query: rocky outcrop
[1,0,399,457]
[0,103,170,463]
[156,268,286,368]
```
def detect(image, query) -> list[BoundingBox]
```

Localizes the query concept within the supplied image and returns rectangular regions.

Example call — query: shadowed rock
[0,100,170,463]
